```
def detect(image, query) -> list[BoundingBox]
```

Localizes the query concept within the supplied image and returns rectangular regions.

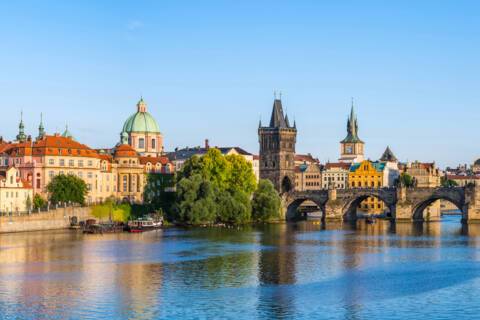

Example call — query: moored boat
[126,217,163,233]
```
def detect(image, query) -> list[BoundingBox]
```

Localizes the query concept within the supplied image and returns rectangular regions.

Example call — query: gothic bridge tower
[258,96,297,193]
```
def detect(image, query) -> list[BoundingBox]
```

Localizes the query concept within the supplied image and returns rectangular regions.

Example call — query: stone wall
[0,207,93,233]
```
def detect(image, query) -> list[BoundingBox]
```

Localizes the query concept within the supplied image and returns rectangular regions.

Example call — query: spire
[269,94,290,128]
[38,113,45,139]
[341,99,363,143]
[16,111,26,142]
[137,97,147,112]
[380,146,398,162]
[62,124,74,140]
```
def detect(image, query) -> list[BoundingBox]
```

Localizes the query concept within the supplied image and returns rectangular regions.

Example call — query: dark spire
[285,113,290,127]
[269,98,288,128]
[38,113,45,140]
[16,111,26,142]
[380,146,398,162]
[341,99,363,143]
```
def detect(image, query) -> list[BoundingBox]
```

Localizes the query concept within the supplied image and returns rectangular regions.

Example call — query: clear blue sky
[1,1,479,168]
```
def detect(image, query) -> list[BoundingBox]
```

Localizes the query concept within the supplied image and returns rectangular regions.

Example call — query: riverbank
[0,207,93,234]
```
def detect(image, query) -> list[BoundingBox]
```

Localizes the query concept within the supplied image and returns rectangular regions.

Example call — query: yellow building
[349,160,386,214]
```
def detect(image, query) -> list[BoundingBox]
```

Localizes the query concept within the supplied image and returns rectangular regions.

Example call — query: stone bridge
[283,185,480,223]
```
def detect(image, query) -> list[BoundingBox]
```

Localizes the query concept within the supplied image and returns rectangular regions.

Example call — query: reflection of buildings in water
[0,231,83,318]
[257,223,297,318]
[116,263,162,318]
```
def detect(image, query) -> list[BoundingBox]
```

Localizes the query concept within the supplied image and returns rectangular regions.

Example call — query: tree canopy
[174,149,259,225]
[252,179,282,222]
[47,174,88,205]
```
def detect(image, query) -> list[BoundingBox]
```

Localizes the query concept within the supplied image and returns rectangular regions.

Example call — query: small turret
[37,113,46,140]
[16,112,27,142]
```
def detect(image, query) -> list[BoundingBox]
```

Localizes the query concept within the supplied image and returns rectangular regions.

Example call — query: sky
[0,1,479,168]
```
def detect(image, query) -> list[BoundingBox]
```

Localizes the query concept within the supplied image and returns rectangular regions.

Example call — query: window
[49,159,55,165]
[49,171,54,178]
[69,160,74,167]
[78,172,83,178]
[139,138,145,149]
[88,160,93,167]
[78,160,84,167]
[87,172,93,179]
[151,139,156,149]
[123,176,128,192]
[59,159,65,166]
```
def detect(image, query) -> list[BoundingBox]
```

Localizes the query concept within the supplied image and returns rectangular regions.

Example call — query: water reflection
[1,216,480,319]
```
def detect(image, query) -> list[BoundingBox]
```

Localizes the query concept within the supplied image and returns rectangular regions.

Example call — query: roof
[380,146,398,162]
[139,156,171,165]
[324,162,351,170]
[5,136,98,158]
[474,159,480,166]
[269,99,288,128]
[114,144,138,157]
[350,161,386,172]
[446,175,480,180]
[122,99,160,134]
[295,154,319,164]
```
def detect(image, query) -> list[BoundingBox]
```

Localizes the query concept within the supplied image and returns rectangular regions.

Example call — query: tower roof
[341,102,364,144]
[269,99,287,128]
[62,125,74,140]
[380,146,397,162]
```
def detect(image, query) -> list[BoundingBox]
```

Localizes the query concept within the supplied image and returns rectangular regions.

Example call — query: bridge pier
[466,184,480,223]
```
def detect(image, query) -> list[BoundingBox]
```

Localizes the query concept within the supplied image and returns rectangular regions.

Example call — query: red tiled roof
[446,175,480,180]
[139,156,171,165]
[6,136,99,158]
[324,162,351,170]
[114,144,138,157]
[295,154,319,163]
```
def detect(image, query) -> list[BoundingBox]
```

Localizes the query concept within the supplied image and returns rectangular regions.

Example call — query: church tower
[339,102,364,163]
[258,96,297,193]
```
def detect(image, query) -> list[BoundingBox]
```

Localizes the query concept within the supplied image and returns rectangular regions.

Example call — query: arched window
[123,176,128,192]
[139,138,145,149]
[151,139,156,149]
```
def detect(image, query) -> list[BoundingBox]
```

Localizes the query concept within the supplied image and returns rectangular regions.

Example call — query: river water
[1,216,480,319]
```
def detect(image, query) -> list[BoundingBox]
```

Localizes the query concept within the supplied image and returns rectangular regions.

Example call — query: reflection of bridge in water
[284,185,480,223]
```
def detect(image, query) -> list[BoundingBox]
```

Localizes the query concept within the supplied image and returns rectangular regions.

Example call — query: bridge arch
[341,189,396,221]
[411,188,466,221]
[284,192,327,221]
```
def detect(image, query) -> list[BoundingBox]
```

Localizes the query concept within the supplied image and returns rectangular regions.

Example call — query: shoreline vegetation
[86,149,282,227]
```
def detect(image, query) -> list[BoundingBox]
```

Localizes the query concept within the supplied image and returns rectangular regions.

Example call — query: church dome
[122,98,161,134]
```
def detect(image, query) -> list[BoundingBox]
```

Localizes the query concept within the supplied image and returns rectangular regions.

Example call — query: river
[1,215,480,319]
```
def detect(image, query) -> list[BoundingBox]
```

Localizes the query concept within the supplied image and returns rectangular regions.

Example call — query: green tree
[252,179,282,222]
[47,174,88,205]
[175,174,217,224]
[441,176,458,187]
[216,189,251,224]
[225,154,257,194]
[33,194,47,209]
[399,173,414,187]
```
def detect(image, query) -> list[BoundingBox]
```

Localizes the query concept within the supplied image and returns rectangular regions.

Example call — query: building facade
[0,167,33,213]
[258,97,297,193]
[322,162,350,189]
[295,162,322,191]
[0,107,174,205]
[349,160,386,214]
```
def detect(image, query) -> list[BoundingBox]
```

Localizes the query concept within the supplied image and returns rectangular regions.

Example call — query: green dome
[121,99,161,134]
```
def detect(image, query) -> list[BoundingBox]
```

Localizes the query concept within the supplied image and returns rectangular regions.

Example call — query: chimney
[205,139,210,150]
